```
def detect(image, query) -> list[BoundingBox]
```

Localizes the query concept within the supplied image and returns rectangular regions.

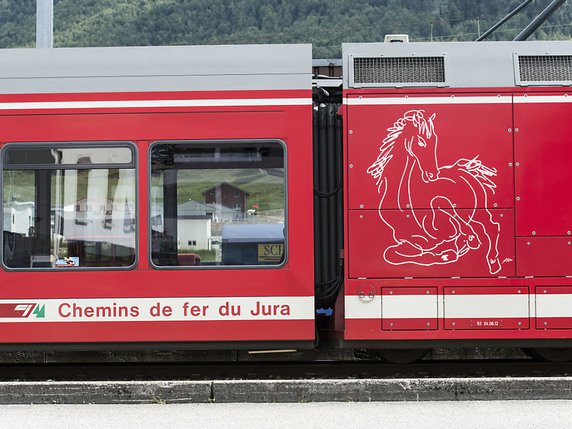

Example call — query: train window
[150,141,286,268]
[2,143,136,270]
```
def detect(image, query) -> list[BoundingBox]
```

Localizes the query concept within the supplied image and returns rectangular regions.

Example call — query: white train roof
[343,40,572,89]
[0,44,312,94]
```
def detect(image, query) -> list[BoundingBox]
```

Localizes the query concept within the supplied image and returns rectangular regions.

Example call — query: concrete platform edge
[0,377,571,404]
[0,381,212,404]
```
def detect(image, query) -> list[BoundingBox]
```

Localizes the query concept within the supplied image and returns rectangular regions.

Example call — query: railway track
[1,359,570,382]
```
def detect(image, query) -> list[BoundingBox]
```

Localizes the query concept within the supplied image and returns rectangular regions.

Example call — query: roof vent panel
[516,54,572,86]
[350,55,447,88]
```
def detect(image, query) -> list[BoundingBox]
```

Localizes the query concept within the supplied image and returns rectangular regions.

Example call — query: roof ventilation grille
[518,55,572,85]
[351,56,445,87]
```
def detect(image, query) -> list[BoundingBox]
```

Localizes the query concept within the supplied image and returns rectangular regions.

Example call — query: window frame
[1,141,139,272]
[148,139,288,270]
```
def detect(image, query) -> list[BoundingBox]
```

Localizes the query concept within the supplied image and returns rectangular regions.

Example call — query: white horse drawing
[366,109,502,275]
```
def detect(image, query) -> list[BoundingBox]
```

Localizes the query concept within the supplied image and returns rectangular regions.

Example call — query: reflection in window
[4,146,132,166]
[150,141,285,267]
[2,145,136,269]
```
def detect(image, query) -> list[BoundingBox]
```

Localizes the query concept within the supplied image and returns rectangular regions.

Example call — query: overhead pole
[36,0,54,48]
[514,0,567,41]
[476,0,534,41]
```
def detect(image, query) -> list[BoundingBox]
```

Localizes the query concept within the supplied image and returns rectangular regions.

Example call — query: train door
[514,91,572,333]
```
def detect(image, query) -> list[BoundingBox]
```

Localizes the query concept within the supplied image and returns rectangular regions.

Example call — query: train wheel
[374,348,430,364]
[523,348,572,363]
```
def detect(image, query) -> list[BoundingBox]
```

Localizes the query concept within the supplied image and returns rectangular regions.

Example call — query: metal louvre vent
[352,56,445,87]
[518,55,572,84]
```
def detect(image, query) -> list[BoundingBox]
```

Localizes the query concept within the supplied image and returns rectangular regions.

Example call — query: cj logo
[14,304,45,318]
[367,110,502,275]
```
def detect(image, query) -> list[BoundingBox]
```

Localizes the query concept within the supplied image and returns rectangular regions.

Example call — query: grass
[3,170,135,206]
[185,249,216,262]
[3,170,34,203]
[4,167,285,212]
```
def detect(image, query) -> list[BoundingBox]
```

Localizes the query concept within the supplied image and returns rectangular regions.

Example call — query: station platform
[1,377,572,404]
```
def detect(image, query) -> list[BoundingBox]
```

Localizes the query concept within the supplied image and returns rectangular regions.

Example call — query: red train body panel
[341,41,572,346]
[0,45,315,346]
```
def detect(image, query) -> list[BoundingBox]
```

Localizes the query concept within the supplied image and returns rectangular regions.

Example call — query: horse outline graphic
[366,109,502,275]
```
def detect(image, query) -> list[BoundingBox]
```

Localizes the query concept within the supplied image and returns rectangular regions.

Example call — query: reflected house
[72,196,119,212]
[204,203,240,222]
[202,182,249,221]
[3,201,35,236]
[57,196,136,248]
[176,200,214,250]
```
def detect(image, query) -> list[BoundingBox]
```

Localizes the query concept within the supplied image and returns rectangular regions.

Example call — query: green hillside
[0,1,570,57]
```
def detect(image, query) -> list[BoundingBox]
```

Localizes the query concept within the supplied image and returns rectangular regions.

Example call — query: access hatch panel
[514,94,572,236]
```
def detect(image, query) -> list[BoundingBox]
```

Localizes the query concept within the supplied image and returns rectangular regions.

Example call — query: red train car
[1,40,572,363]
[339,41,572,362]
[0,44,315,348]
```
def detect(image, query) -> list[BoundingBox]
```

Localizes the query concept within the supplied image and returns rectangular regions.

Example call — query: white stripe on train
[0,98,312,111]
[345,95,572,106]
[0,296,314,323]
[345,293,572,319]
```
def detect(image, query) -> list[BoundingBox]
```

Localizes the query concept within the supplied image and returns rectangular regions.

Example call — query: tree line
[0,0,570,57]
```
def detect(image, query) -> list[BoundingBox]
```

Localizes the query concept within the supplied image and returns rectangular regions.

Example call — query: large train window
[1,143,136,269]
[150,140,286,268]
